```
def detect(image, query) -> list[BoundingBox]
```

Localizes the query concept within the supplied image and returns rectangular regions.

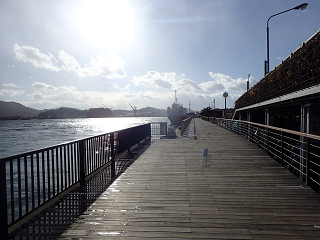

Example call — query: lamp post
[265,3,308,76]
[213,99,215,123]
[223,92,228,119]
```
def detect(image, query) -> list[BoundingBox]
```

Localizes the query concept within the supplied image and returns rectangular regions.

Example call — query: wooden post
[0,160,8,238]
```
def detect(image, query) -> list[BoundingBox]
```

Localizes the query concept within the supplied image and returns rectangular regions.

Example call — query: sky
[1,0,320,112]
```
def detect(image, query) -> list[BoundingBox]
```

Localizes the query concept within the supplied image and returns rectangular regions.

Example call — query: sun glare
[76,0,134,49]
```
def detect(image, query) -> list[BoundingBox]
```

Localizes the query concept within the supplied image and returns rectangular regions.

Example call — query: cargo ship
[167,91,188,125]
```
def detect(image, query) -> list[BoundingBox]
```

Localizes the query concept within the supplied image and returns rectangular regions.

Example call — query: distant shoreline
[0,115,168,121]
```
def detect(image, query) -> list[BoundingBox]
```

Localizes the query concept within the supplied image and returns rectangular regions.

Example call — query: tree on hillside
[87,108,115,118]
[38,107,87,118]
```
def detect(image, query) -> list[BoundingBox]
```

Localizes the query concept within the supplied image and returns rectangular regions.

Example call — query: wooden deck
[9,118,320,239]
[54,118,320,239]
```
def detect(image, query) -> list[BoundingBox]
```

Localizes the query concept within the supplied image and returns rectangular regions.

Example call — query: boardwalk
[12,119,320,239]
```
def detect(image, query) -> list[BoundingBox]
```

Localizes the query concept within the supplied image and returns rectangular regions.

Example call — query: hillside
[0,101,41,119]
[0,101,167,119]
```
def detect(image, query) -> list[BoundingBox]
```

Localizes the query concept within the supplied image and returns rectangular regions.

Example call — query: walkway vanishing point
[11,119,320,239]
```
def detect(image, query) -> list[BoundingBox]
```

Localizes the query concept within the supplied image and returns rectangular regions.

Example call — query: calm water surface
[0,117,169,159]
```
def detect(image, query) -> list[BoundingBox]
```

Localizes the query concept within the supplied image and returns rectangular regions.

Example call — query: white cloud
[200,72,256,92]
[13,44,60,71]
[32,82,57,90]
[24,80,237,111]
[13,44,126,79]
[31,81,75,92]
[131,71,255,94]
[2,83,21,88]
[59,51,127,79]
[131,71,200,91]
[113,83,130,92]
[0,88,24,96]
[132,71,172,89]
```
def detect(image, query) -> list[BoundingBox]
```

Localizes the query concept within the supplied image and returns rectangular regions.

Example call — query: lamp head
[293,3,308,10]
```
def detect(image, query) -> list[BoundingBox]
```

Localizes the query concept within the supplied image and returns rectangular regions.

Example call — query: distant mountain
[38,107,88,119]
[0,101,41,119]
[38,107,115,119]
[0,100,167,119]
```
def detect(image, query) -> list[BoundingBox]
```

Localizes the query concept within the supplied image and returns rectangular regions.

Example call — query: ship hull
[168,115,188,125]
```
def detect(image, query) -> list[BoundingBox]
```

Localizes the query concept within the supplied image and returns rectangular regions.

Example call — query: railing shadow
[8,139,152,240]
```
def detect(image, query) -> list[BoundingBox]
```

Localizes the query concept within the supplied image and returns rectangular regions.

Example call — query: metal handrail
[0,123,153,237]
[215,118,320,194]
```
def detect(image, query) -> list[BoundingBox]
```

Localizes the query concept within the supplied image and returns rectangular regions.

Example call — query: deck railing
[180,117,193,136]
[216,118,320,194]
[0,123,154,238]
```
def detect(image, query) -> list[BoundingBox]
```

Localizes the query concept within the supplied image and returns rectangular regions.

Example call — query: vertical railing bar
[94,137,97,173]
[36,153,40,206]
[17,157,22,217]
[74,143,78,182]
[266,127,269,154]
[56,148,59,193]
[79,140,86,190]
[0,159,8,239]
[46,150,51,199]
[306,137,309,185]
[24,156,29,214]
[71,143,75,184]
[87,140,91,175]
[102,135,105,166]
[69,144,73,185]
[10,160,15,223]
[281,131,283,166]
[41,152,46,203]
[100,136,103,167]
[102,135,106,166]
[64,145,67,188]
[72,143,78,183]
[85,140,88,176]
[30,154,35,210]
[60,147,63,192]
[67,145,71,188]
[51,149,55,196]
[96,137,99,170]
[88,138,92,175]
[95,137,98,171]
[99,136,102,167]
[111,133,115,180]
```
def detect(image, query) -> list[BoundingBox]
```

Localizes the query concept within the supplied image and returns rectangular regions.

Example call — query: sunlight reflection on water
[0,117,168,159]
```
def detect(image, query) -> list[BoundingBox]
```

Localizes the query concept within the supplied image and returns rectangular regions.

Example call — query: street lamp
[223,92,228,118]
[213,99,215,123]
[265,3,308,76]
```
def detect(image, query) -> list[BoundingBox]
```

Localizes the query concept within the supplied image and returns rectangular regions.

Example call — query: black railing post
[305,136,309,185]
[257,127,260,147]
[110,133,115,180]
[79,140,86,190]
[0,160,8,239]
[128,128,131,154]
[266,127,269,154]
[280,131,283,166]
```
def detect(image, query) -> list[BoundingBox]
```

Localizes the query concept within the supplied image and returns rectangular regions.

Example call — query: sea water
[0,117,169,159]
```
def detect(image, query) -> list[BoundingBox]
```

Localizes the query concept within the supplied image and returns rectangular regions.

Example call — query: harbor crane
[129,103,138,116]
[103,104,113,111]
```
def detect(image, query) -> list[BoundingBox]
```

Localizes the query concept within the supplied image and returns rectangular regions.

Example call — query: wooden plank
[10,118,320,239]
